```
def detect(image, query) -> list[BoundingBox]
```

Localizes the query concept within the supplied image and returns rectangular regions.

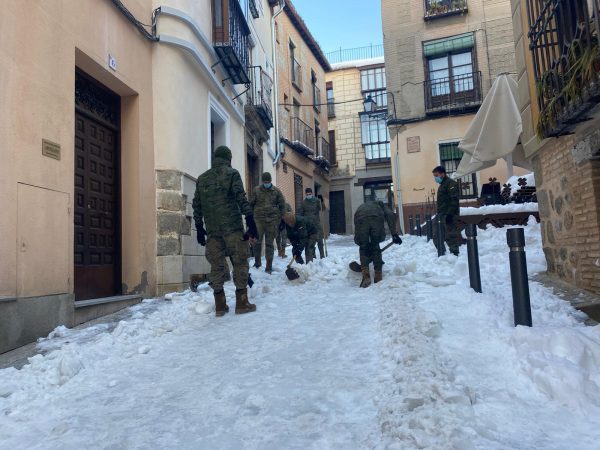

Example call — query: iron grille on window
[424,0,468,21]
[290,117,314,151]
[247,66,273,129]
[439,142,477,198]
[526,0,600,138]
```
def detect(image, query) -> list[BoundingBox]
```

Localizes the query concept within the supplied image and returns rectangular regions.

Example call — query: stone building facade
[382,0,527,230]
[510,0,600,293]
[326,57,393,234]
[272,0,331,220]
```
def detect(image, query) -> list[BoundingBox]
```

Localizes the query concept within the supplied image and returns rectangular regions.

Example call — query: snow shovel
[285,256,300,281]
[349,241,395,273]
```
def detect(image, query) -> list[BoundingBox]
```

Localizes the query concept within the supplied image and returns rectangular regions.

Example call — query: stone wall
[533,128,600,294]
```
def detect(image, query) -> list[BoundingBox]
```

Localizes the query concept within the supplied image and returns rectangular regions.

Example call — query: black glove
[245,215,259,239]
[392,234,402,245]
[292,247,304,264]
[445,215,454,225]
[196,223,207,246]
[278,219,286,232]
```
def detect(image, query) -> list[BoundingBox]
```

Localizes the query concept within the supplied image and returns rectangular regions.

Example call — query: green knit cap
[261,172,272,183]
[214,145,232,161]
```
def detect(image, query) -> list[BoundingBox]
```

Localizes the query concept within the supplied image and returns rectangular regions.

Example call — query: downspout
[271,0,286,165]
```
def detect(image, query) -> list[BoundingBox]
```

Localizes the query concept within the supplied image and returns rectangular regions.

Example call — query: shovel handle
[381,241,394,252]
[287,256,296,268]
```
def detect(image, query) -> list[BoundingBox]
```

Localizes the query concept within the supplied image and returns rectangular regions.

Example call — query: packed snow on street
[1,218,600,449]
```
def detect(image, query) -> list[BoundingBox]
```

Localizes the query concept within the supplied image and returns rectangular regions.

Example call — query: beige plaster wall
[0,0,156,298]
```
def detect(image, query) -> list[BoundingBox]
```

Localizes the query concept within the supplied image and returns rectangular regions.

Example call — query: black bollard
[409,216,414,236]
[426,215,433,242]
[416,217,422,237]
[436,216,446,257]
[507,228,532,327]
[465,224,482,293]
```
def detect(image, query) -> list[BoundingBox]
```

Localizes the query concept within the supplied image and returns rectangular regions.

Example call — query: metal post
[465,224,482,293]
[416,217,422,237]
[426,215,433,242]
[409,216,414,236]
[436,216,446,257]
[507,228,532,327]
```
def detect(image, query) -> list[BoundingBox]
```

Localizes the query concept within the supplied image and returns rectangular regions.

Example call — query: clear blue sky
[291,0,383,54]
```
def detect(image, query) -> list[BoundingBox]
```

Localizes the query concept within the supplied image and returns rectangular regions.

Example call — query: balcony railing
[327,99,336,118]
[325,44,384,65]
[424,71,482,114]
[292,58,303,90]
[290,117,314,151]
[424,0,468,21]
[313,84,321,112]
[247,66,273,129]
[527,0,600,138]
[212,0,251,85]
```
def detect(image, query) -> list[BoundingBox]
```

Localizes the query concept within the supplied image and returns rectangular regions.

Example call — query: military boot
[278,248,286,258]
[253,258,261,269]
[360,267,371,288]
[374,270,383,284]
[214,290,229,317]
[235,288,257,314]
[265,259,273,274]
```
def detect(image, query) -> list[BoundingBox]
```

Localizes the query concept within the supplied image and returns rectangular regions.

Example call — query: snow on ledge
[330,56,385,70]
[460,202,539,216]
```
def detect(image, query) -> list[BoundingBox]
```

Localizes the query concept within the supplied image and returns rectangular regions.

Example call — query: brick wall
[533,128,600,294]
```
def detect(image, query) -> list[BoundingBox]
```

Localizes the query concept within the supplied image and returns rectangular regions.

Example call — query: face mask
[263,183,272,188]
[434,176,443,184]
[306,194,313,199]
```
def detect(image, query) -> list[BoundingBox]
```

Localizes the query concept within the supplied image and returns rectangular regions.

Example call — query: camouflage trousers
[254,219,278,262]
[354,218,385,271]
[434,215,461,255]
[206,231,249,292]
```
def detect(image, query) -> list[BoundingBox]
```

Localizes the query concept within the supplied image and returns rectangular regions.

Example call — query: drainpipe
[271,0,286,165]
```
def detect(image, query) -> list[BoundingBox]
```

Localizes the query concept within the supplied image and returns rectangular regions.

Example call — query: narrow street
[2,226,600,449]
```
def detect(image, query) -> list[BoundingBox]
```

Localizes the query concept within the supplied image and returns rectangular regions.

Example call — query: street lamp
[363,95,377,114]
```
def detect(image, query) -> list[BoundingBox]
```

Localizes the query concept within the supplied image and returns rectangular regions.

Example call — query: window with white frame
[360,113,390,162]
[360,66,387,110]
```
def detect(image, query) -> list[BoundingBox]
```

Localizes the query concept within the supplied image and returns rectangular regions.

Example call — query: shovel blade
[285,267,300,280]
[349,261,362,273]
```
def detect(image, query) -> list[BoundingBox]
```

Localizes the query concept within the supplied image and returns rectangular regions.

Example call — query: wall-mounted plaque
[42,139,61,160]
[407,136,420,153]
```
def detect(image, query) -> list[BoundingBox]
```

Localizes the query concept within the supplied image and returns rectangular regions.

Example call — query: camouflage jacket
[436,176,460,217]
[286,215,317,251]
[250,184,285,222]
[354,201,397,233]
[192,156,253,235]
[298,197,321,223]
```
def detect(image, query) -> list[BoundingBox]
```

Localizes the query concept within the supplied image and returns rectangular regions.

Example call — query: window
[439,141,478,198]
[275,22,280,43]
[326,82,335,118]
[360,66,387,109]
[290,41,302,90]
[314,120,321,155]
[311,70,321,112]
[328,130,337,165]
[294,174,304,213]
[428,51,474,96]
[360,114,390,162]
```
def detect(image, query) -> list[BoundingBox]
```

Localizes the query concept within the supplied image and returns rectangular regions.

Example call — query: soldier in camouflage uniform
[192,146,259,316]
[353,200,402,287]
[433,165,461,256]
[249,172,285,273]
[282,211,318,264]
[298,187,325,258]
[276,203,293,258]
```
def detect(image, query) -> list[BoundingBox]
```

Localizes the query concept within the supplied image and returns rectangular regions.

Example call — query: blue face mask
[263,183,272,189]
[306,194,313,200]
[434,176,443,184]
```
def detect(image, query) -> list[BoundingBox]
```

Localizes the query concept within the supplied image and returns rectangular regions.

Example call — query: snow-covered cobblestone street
[2,221,600,449]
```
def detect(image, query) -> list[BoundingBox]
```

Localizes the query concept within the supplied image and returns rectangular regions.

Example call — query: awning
[423,33,474,58]
[454,74,532,179]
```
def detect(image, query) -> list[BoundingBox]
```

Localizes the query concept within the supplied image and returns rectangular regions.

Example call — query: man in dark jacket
[192,146,259,316]
[433,165,460,256]
[298,187,325,258]
[353,200,401,287]
[282,211,318,264]
[249,172,285,273]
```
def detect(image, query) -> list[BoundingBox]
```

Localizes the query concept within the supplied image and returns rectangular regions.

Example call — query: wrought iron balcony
[527,0,600,138]
[249,0,259,18]
[424,0,468,21]
[313,137,331,171]
[292,58,303,90]
[424,71,482,114]
[212,0,251,85]
[247,66,273,129]
[290,117,314,153]
[327,99,336,118]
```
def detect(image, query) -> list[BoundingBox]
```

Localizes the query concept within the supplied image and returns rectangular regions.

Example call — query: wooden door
[329,191,346,234]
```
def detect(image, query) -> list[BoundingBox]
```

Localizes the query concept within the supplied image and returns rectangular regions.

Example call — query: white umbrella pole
[506,153,514,178]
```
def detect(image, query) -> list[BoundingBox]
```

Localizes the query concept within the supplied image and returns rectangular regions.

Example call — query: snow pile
[1,220,600,449]
[330,56,385,71]
[506,172,536,195]
[461,202,539,215]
